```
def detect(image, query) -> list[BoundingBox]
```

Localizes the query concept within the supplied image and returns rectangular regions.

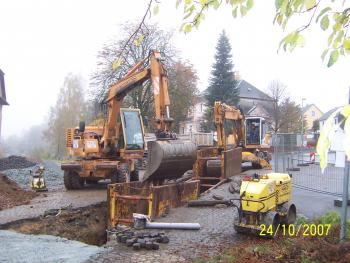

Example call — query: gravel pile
[3,161,63,190]
[0,156,37,171]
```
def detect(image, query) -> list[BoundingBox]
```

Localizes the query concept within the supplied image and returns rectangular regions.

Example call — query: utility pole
[341,87,350,241]
[300,98,306,164]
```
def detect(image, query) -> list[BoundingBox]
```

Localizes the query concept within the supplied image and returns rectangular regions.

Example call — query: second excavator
[61,51,196,189]
[213,101,271,169]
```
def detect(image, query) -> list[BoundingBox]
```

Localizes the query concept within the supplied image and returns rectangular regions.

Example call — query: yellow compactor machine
[233,173,296,235]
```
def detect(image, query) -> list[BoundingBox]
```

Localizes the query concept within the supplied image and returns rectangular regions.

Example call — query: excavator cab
[119,108,145,152]
[245,117,269,146]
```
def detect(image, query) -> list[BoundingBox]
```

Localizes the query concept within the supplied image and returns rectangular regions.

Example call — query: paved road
[0,230,101,263]
[292,186,350,219]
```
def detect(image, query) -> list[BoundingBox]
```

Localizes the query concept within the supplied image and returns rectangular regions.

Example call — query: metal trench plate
[151,180,200,217]
[110,180,199,226]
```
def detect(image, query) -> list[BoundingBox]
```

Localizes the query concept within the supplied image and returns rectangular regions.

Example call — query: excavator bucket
[143,140,197,182]
[242,151,272,169]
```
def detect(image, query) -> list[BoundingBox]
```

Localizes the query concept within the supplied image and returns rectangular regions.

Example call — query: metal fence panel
[271,133,346,197]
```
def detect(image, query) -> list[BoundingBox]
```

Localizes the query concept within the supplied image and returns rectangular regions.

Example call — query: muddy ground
[0,173,38,210]
[0,202,107,246]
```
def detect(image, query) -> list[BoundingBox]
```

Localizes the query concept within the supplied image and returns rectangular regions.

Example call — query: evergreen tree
[202,30,239,131]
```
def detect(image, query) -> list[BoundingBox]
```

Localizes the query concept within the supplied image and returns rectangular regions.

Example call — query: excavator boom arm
[102,50,173,150]
[214,101,245,149]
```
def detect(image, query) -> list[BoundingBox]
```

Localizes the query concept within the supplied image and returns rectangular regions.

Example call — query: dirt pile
[0,202,107,246]
[0,155,36,171]
[0,174,38,210]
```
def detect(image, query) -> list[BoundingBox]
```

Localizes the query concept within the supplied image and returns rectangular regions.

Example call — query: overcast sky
[1,0,349,138]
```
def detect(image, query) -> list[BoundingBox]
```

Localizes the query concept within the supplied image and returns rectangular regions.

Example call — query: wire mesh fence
[271,133,345,197]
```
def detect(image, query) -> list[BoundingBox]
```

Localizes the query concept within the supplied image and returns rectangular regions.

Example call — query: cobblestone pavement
[86,175,249,263]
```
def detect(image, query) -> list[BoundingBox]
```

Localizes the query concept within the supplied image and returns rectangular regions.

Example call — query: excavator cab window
[246,118,261,145]
[120,109,145,150]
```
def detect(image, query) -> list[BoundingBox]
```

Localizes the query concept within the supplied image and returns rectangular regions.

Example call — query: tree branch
[113,0,153,70]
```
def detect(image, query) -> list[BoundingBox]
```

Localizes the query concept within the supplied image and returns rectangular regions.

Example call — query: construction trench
[0,155,347,262]
[0,152,249,261]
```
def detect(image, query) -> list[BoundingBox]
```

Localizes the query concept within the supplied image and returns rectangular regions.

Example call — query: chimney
[233,71,241,81]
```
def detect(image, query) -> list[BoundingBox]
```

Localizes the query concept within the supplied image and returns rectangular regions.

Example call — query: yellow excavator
[213,101,271,169]
[61,50,196,189]
[193,101,272,192]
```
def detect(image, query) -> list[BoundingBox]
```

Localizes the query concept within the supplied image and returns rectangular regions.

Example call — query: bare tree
[265,80,287,133]
[90,23,177,120]
[279,98,303,133]
[44,74,89,158]
[90,22,197,133]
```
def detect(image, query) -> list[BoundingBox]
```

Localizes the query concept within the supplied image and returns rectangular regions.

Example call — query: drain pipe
[133,213,200,230]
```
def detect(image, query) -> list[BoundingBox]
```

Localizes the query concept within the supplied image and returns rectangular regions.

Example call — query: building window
[311,111,315,117]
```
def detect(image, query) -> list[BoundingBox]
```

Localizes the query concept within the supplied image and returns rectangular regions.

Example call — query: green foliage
[301,255,318,263]
[312,119,320,132]
[194,253,235,263]
[318,211,340,225]
[202,30,239,132]
[251,244,271,254]
[296,215,309,225]
[174,0,350,67]
[327,49,339,67]
[152,4,159,15]
[279,31,305,52]
[279,98,304,133]
[315,211,350,239]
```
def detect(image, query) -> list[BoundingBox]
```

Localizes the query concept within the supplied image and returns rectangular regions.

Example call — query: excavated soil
[0,202,107,246]
[0,174,38,210]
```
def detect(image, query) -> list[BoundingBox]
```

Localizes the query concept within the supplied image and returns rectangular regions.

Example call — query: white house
[319,107,345,167]
[179,95,206,134]
[178,79,273,134]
